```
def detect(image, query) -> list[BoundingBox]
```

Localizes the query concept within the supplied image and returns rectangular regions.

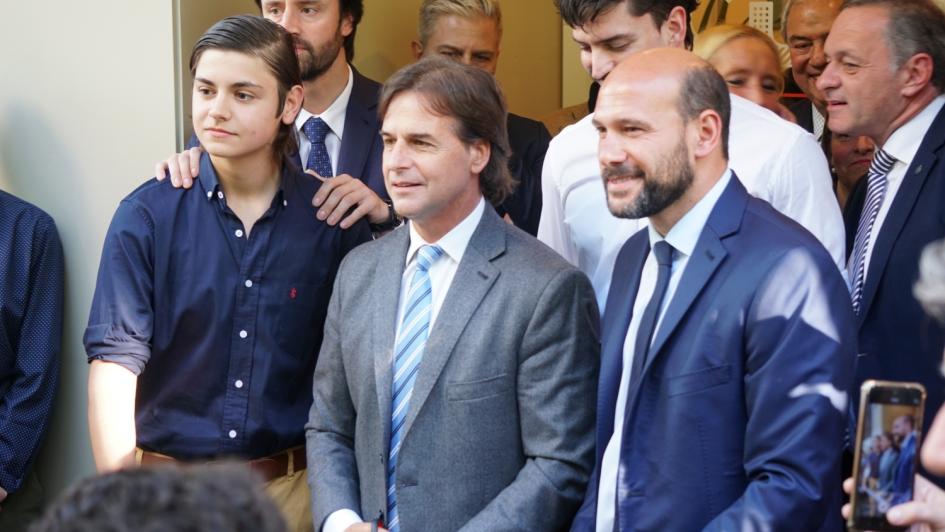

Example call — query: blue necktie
[849,149,896,314]
[387,244,444,532]
[630,240,674,380]
[302,116,333,177]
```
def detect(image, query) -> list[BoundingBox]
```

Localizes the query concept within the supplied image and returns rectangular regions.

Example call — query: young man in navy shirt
[84,16,369,532]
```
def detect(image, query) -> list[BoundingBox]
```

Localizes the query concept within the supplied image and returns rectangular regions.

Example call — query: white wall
[0,0,177,497]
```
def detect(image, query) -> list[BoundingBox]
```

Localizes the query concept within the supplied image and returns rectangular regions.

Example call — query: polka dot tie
[302,116,334,178]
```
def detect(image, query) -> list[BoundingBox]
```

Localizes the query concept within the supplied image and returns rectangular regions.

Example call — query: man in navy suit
[158,0,398,233]
[818,0,945,485]
[572,48,856,531]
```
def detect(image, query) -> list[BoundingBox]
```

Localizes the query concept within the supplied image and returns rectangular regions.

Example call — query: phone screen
[851,385,924,530]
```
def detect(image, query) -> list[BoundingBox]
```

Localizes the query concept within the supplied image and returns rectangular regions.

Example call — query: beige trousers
[265,467,313,532]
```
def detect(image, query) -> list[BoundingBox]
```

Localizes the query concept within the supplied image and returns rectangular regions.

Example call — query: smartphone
[848,380,926,531]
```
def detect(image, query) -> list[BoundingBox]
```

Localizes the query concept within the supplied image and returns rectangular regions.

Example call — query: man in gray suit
[306,57,600,532]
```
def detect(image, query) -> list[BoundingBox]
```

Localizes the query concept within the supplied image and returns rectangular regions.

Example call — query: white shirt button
[228,430,237,439]
[217,191,224,199]
[206,191,212,199]
[235,379,244,389]
[235,229,244,238]
[239,330,248,339]
[283,200,288,207]
[244,279,253,288]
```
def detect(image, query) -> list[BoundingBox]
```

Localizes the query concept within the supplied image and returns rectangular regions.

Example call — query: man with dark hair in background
[540,0,845,309]
[157,0,400,234]
[0,190,63,532]
[575,47,854,531]
[411,0,552,235]
[818,0,945,487]
[307,57,599,532]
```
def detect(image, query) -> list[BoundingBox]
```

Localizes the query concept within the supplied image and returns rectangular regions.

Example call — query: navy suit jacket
[572,175,856,531]
[333,67,385,199]
[498,113,550,236]
[844,103,945,485]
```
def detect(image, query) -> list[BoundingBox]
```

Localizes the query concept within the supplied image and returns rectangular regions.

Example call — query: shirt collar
[882,95,945,169]
[295,65,354,140]
[197,152,290,209]
[405,197,486,267]
[812,105,826,140]
[647,169,733,259]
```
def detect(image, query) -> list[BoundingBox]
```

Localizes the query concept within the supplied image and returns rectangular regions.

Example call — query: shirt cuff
[323,509,363,532]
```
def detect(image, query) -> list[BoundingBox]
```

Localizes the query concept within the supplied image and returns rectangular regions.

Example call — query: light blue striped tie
[387,244,443,532]
[849,149,896,314]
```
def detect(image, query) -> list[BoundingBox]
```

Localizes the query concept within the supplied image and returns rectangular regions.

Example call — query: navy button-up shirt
[0,190,63,494]
[84,154,370,460]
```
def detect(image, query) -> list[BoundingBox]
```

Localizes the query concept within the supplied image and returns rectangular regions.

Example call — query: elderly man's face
[817,5,906,142]
[785,0,841,110]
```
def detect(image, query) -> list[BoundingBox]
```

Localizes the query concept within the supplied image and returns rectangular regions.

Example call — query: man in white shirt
[571,46,854,532]
[306,58,599,532]
[818,0,945,486]
[542,0,845,306]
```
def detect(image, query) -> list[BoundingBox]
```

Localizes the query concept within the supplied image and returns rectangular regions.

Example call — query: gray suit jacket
[306,205,600,531]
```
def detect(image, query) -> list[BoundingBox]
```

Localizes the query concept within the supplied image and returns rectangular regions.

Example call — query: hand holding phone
[848,380,926,531]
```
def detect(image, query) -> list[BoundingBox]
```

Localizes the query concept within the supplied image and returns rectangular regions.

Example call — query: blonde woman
[695,24,797,122]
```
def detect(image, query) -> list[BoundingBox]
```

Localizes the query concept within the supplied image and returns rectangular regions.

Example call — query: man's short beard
[604,140,694,220]
[297,27,344,82]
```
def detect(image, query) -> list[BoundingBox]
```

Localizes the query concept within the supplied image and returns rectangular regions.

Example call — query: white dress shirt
[862,95,945,281]
[595,170,732,532]
[323,198,485,532]
[295,66,354,175]
[538,93,846,307]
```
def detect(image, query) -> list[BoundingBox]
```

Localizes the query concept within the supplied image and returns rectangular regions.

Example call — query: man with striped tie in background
[305,57,600,532]
[819,0,945,486]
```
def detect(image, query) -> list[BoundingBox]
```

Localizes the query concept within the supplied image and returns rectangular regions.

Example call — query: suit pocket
[447,373,513,402]
[666,364,732,397]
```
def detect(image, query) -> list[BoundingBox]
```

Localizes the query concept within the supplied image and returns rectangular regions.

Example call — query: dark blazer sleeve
[705,245,856,530]
[0,212,62,493]
[461,267,600,531]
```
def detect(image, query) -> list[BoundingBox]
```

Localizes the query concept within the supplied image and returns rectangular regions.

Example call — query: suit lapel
[639,176,746,378]
[337,69,378,178]
[373,227,411,442]
[859,107,945,323]
[401,208,505,438]
[596,232,648,451]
